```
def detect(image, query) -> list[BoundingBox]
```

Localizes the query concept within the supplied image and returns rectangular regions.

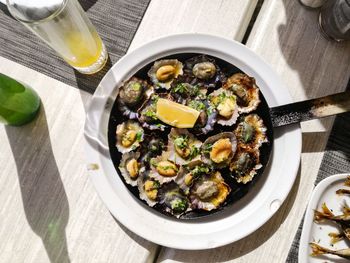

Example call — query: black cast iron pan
[107,53,350,220]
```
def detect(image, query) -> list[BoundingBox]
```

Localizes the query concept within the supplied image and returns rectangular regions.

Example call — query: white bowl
[84,33,301,250]
[299,173,350,263]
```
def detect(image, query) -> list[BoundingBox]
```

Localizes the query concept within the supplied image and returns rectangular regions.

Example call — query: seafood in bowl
[108,53,272,219]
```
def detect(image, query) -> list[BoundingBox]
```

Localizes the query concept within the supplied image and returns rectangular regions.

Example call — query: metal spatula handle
[270,90,350,127]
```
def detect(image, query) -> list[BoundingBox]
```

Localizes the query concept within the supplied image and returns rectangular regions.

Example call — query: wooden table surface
[1,0,350,262]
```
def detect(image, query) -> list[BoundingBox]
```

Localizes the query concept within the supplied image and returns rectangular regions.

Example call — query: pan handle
[269,90,350,127]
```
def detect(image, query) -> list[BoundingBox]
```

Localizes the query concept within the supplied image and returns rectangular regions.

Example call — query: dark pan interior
[107,53,274,220]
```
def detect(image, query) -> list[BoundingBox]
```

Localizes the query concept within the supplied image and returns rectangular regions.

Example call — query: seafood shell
[201,132,237,168]
[184,55,226,89]
[229,146,262,184]
[116,120,144,153]
[223,73,260,113]
[187,100,217,135]
[138,172,160,207]
[159,181,190,216]
[190,171,231,211]
[140,134,166,168]
[149,153,179,185]
[167,128,202,165]
[208,88,239,126]
[170,76,208,104]
[117,77,153,119]
[234,114,268,149]
[119,151,144,187]
[137,93,167,131]
[175,160,212,195]
[148,59,183,90]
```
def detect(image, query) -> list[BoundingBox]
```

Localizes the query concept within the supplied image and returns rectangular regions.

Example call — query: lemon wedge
[156,98,200,128]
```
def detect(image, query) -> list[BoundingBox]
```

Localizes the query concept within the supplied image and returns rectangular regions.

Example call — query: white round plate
[299,173,350,263]
[84,33,301,250]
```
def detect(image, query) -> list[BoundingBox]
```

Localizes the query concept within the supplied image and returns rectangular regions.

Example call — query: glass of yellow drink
[7,0,108,74]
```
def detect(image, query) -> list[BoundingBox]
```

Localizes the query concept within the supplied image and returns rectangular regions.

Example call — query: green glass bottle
[0,73,41,126]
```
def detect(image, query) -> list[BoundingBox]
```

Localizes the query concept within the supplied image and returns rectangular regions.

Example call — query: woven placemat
[287,80,350,262]
[0,0,150,93]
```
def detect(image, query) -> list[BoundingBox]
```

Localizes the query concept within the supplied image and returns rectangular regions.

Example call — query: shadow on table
[277,0,350,131]
[112,215,161,260]
[0,2,14,19]
[278,0,350,95]
[5,106,71,263]
[75,55,113,113]
[79,0,98,11]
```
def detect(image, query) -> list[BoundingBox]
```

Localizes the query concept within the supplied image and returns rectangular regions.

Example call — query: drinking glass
[7,0,108,74]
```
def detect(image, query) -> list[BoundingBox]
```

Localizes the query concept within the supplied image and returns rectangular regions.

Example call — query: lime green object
[0,73,41,126]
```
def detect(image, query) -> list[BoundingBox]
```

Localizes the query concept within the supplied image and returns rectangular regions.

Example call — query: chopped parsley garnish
[192,165,210,177]
[173,83,200,97]
[170,198,187,213]
[188,100,205,111]
[153,181,160,189]
[218,92,227,103]
[189,146,200,160]
[174,135,189,150]
[189,85,200,96]
[131,82,141,91]
[150,145,158,152]
[160,164,178,171]
[150,159,157,167]
[210,92,236,108]
[206,105,215,115]
[174,83,188,94]
[144,109,158,120]
[136,131,143,141]
[202,143,213,154]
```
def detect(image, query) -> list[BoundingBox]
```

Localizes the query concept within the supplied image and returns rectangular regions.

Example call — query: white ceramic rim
[84,33,302,250]
[298,173,350,263]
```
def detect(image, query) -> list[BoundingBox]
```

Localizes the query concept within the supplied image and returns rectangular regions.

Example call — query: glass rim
[6,0,68,24]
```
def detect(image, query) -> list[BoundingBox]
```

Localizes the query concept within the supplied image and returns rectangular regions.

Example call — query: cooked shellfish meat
[138,94,167,131]
[190,171,231,211]
[170,81,207,103]
[223,73,260,113]
[208,88,239,126]
[159,182,189,215]
[234,114,268,149]
[167,128,202,165]
[138,174,160,207]
[118,77,152,119]
[193,61,217,80]
[229,147,262,184]
[149,153,179,184]
[116,120,144,153]
[202,132,237,168]
[176,160,212,194]
[184,55,225,89]
[140,136,166,167]
[112,54,270,218]
[148,59,183,90]
[119,152,143,186]
[187,100,217,135]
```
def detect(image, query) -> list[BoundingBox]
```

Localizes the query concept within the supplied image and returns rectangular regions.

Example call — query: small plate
[299,173,350,263]
[84,34,301,249]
